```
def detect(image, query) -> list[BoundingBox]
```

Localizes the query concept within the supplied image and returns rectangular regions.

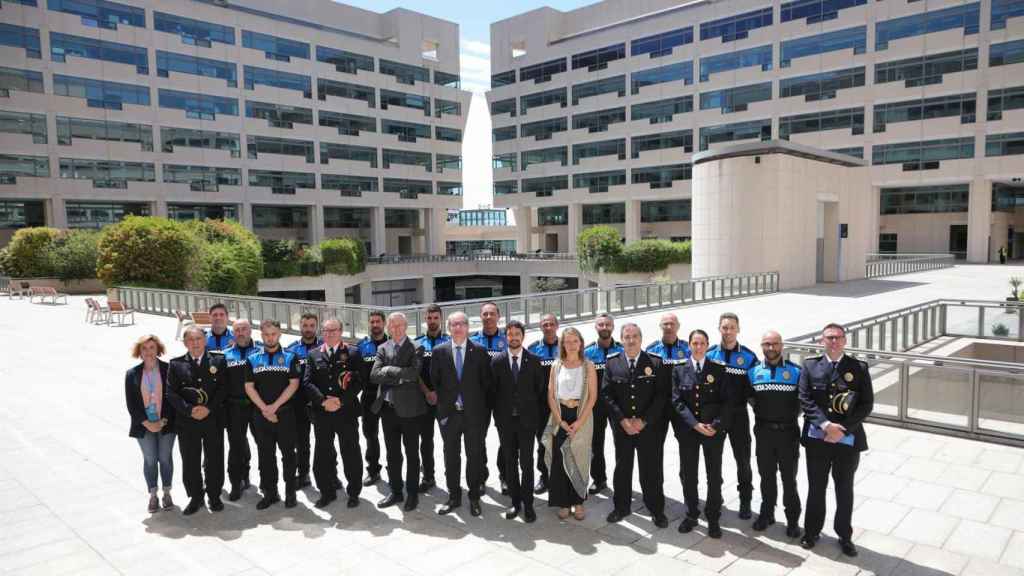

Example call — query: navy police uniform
[286,337,321,482]
[707,342,759,511]
[206,328,235,353]
[747,359,802,526]
[167,352,228,502]
[356,334,388,478]
[222,341,261,491]
[414,332,450,487]
[646,337,691,479]
[470,328,508,486]
[245,347,302,498]
[526,336,559,486]
[303,343,364,501]
[584,338,623,488]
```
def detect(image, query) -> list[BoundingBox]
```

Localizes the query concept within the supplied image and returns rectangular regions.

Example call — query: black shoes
[378,492,404,508]
[284,490,297,508]
[418,479,436,494]
[524,505,537,523]
[752,514,775,531]
[208,497,224,512]
[334,477,343,490]
[738,500,752,520]
[438,497,461,515]
[504,505,520,520]
[840,539,858,557]
[588,482,607,495]
[228,485,243,502]
[708,521,722,539]
[800,534,819,550]
[315,493,337,509]
[786,522,802,538]
[347,495,360,508]
[256,493,280,510]
[606,509,629,523]
[534,477,548,495]
[469,499,482,517]
[653,514,669,529]
[500,481,510,496]
[678,517,697,534]
[183,498,203,516]
[362,473,380,487]
[296,474,312,489]
[403,496,418,512]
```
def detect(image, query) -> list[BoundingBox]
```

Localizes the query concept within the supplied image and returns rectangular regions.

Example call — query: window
[56,116,152,150]
[167,204,238,222]
[583,203,625,225]
[0,66,44,96]
[523,175,569,197]
[248,170,315,195]
[779,107,864,139]
[875,48,977,87]
[381,119,431,143]
[319,111,376,135]
[435,99,461,117]
[163,164,241,192]
[780,66,865,101]
[246,136,314,163]
[59,158,155,188]
[641,199,691,222]
[380,89,430,116]
[632,130,694,157]
[572,107,626,133]
[631,61,693,94]
[383,179,432,198]
[47,0,144,30]
[871,137,974,170]
[986,132,1024,157]
[633,165,692,189]
[875,3,980,50]
[631,95,694,124]
[873,93,975,132]
[631,27,694,58]
[880,184,969,214]
[379,59,429,85]
[491,70,516,88]
[436,155,461,173]
[455,210,507,227]
[987,86,1024,121]
[0,200,46,229]
[323,206,372,226]
[993,183,1024,212]
[158,89,236,119]
[316,45,373,74]
[156,51,237,86]
[521,117,567,141]
[0,23,41,58]
[447,240,516,256]
[573,138,626,164]
[435,71,461,89]
[322,175,377,198]
[319,143,377,167]
[490,98,516,117]
[700,45,772,82]
[538,206,568,225]
[521,146,567,169]
[520,87,566,115]
[494,180,518,195]
[699,119,771,151]
[780,26,866,67]
[384,208,420,228]
[154,12,235,47]
[438,182,462,196]
[700,7,773,43]
[520,58,567,84]
[55,75,149,109]
[50,32,148,74]
[318,78,375,107]
[493,153,517,171]
[781,0,866,24]
[878,233,897,253]
[493,125,517,142]
[991,39,1024,67]
[242,30,309,61]
[382,149,432,172]
[160,128,240,157]
[3,0,38,5]
[66,202,148,229]
[436,127,462,142]
[252,206,308,229]
[422,40,439,61]
[0,111,47,144]
[700,82,772,113]
[830,146,864,159]
[245,101,313,128]
[573,170,626,193]
[0,154,49,182]
[571,44,626,71]
[244,66,311,98]
[572,75,625,105]
[992,0,1024,30]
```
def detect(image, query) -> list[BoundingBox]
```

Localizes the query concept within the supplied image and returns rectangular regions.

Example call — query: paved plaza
[2,264,1024,575]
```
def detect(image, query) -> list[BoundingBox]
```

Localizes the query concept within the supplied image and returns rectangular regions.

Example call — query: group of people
[124,302,874,557]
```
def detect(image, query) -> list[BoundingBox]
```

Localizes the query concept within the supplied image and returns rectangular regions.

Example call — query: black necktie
[512,355,519,381]
[629,358,636,373]
[696,361,702,374]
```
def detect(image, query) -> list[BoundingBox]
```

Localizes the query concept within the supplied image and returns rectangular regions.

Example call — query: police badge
[843,372,853,383]
[737,356,745,366]
[706,374,715,384]
[644,366,652,376]
[277,355,285,365]
[209,366,217,375]
[783,370,791,380]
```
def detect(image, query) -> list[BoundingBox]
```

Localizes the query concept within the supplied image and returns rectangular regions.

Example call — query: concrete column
[153,199,168,218]
[567,203,582,254]
[239,202,252,230]
[372,206,387,257]
[516,206,532,253]
[360,280,374,306]
[967,178,992,263]
[49,197,67,229]
[421,274,435,304]
[424,207,446,255]
[520,271,531,294]
[310,204,324,246]
[625,199,641,244]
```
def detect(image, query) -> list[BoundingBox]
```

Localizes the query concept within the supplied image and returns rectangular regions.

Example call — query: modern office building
[0,0,471,253]
[488,0,1024,262]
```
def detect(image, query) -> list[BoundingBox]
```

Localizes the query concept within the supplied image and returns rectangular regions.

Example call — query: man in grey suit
[371,312,426,511]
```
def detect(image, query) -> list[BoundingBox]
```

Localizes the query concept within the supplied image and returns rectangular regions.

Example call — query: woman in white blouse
[542,327,598,520]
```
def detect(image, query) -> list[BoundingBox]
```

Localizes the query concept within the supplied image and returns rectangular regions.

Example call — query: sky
[339,1,595,209]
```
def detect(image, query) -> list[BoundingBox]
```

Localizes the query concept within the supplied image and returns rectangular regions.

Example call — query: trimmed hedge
[97,216,198,289]
[320,237,366,275]
[51,230,101,282]
[576,226,691,273]
[261,239,323,278]
[186,219,263,294]
[1,227,61,277]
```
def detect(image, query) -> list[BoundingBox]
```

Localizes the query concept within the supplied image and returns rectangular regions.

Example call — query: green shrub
[3,227,61,277]
[50,230,100,282]
[320,237,365,275]
[614,239,691,273]
[96,216,198,289]
[186,219,263,294]
[261,239,323,278]
[577,226,623,273]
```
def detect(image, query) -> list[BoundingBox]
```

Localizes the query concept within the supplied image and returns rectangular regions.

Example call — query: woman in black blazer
[125,334,176,513]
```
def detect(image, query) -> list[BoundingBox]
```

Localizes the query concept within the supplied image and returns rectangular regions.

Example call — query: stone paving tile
[982,472,1024,501]
[853,498,911,535]
[943,519,1013,561]
[992,499,1024,532]
[892,544,969,576]
[939,489,1001,523]
[892,480,953,512]
[1001,532,1024,570]
[890,509,960,548]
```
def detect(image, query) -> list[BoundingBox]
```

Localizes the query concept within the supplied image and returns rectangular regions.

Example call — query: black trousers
[380,404,420,497]
[754,422,801,522]
[727,408,754,502]
[534,398,549,483]
[179,420,225,500]
[611,421,664,517]
[251,408,297,495]
[660,413,687,486]
[293,401,311,477]
[678,428,725,521]
[481,411,506,485]
[804,440,860,541]
[361,386,382,476]
[590,399,609,485]
[548,405,583,508]
[420,406,436,483]
[312,410,362,498]
[224,400,252,487]
[499,417,535,507]
[441,411,485,501]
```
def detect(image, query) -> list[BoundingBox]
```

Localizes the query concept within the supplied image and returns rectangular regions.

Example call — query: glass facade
[54,75,150,109]
[50,32,148,74]
[0,23,41,58]
[163,164,241,192]
[318,78,375,107]
[631,129,693,157]
[699,82,772,113]
[244,66,312,98]
[780,26,866,68]
[699,45,772,81]
[156,51,237,86]
[0,111,47,144]
[572,75,626,104]
[492,153,517,171]
[382,119,431,142]
[493,125,517,142]
[871,137,975,170]
[246,101,313,128]
[160,128,240,157]
[436,126,462,142]
[455,209,508,227]
[447,240,516,256]
[383,178,432,198]
[781,0,866,24]
[436,154,461,173]
[779,107,864,139]
[316,45,373,74]
[573,170,626,193]
[572,107,626,133]
[167,204,238,222]
[875,48,978,87]
[47,0,144,30]
[880,184,969,214]
[385,208,419,228]
[987,86,1024,121]
[319,143,377,167]
[435,99,462,117]
[631,61,693,94]
[318,111,376,135]
[252,206,308,229]
[491,70,516,88]
[631,27,694,58]
[154,12,235,47]
[992,0,1024,30]
[520,87,567,114]
[700,7,773,42]
[323,206,371,227]
[520,58,567,83]
[990,39,1024,67]
[380,89,430,115]
[59,158,155,187]
[699,119,772,151]
[246,135,315,163]
[986,132,1024,157]
[435,71,461,89]
[873,93,976,132]
[322,174,378,197]
[438,182,463,196]
[242,30,309,61]
[633,164,692,189]
[382,149,432,171]
[0,154,49,182]
[248,170,315,194]
[780,66,865,101]
[523,175,569,197]
[583,203,625,225]
[521,117,567,140]
[0,66,44,95]
[56,116,152,150]
[572,138,626,164]
[0,200,46,229]
[494,180,518,196]
[158,88,236,119]
[538,206,568,225]
[641,199,691,222]
[491,98,517,117]
[66,202,148,229]
[380,59,429,85]
[571,43,626,71]
[631,95,694,123]
[875,3,979,51]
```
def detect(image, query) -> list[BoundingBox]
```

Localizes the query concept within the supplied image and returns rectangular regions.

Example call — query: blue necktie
[455,346,464,381]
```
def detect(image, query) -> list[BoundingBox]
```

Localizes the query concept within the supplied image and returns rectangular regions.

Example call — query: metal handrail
[366,252,577,265]
[0,276,9,294]
[865,252,955,278]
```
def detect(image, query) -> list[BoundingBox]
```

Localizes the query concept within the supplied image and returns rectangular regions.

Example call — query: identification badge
[644,366,653,376]
[278,356,285,365]
[209,366,217,375]
[783,370,791,380]
[844,372,853,383]
[706,374,715,384]
[737,356,745,366]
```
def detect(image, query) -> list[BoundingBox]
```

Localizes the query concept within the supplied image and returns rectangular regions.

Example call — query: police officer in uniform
[707,312,759,519]
[286,313,322,489]
[646,312,691,490]
[583,313,622,495]
[746,330,802,537]
[414,304,449,494]
[470,301,507,494]
[244,320,302,509]
[526,312,559,494]
[221,319,261,501]
[167,325,228,515]
[205,303,235,352]
[303,318,363,509]
[798,323,874,557]
[602,323,669,528]
[671,329,730,538]
[356,311,388,486]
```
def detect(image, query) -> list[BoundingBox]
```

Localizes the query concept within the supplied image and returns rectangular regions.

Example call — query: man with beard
[583,314,622,495]
[414,304,449,493]
[205,303,235,352]
[221,319,261,501]
[286,313,321,488]
[357,311,388,486]
[526,313,559,494]
[469,302,507,494]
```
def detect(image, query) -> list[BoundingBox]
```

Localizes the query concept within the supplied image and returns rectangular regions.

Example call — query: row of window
[493,163,693,196]
[521,201,692,227]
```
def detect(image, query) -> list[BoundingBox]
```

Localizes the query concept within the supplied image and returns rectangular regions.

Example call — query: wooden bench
[8,281,31,300]
[108,301,135,326]
[174,310,195,340]
[29,286,68,305]
[189,311,212,331]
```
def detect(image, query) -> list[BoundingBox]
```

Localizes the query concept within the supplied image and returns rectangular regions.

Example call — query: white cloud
[459,43,491,94]
[462,38,491,57]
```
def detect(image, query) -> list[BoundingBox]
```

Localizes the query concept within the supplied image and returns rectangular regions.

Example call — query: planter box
[10,277,105,295]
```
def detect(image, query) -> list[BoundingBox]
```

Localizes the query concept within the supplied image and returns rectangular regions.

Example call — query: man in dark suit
[491,319,543,523]
[371,312,426,511]
[798,322,874,558]
[430,311,493,517]
[167,325,228,515]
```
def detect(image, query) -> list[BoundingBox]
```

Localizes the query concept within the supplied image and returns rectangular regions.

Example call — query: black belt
[756,420,798,431]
